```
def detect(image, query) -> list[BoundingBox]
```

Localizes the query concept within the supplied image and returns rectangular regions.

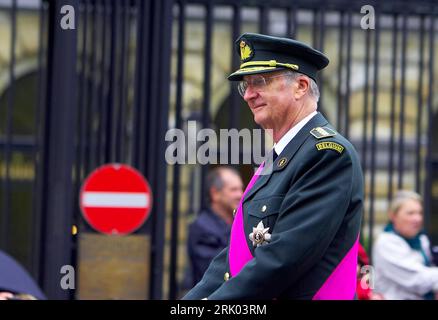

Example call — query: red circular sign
[79,164,152,235]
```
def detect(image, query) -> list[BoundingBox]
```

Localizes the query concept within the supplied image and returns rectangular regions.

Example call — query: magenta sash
[312,236,359,300]
[228,163,265,276]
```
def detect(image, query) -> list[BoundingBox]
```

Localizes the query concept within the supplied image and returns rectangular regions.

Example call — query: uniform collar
[273,111,317,156]
[243,112,328,204]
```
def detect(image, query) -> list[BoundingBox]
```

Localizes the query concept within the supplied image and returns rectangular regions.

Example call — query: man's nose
[243,85,258,101]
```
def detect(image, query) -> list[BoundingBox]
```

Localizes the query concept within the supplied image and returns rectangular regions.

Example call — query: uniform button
[233,209,236,217]
[224,272,230,281]
[261,205,267,213]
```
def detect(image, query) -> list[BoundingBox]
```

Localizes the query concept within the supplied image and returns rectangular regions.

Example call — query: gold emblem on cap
[240,40,253,62]
[277,157,288,168]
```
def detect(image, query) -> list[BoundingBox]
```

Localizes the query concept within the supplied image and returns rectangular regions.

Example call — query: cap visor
[227,66,285,81]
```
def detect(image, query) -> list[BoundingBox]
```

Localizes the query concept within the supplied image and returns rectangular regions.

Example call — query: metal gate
[1,0,438,299]
[1,0,172,299]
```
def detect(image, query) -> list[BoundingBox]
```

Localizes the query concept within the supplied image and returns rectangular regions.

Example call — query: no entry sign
[79,164,152,235]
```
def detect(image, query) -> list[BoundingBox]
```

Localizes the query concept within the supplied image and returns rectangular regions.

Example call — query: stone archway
[0,8,40,98]
[0,7,41,272]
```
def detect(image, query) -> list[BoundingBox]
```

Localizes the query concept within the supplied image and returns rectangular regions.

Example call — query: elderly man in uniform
[183,33,364,300]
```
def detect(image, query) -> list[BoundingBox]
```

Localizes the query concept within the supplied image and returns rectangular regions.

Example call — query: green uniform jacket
[183,112,364,300]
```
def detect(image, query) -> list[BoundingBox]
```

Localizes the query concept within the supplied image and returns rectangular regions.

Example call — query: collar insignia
[277,157,288,169]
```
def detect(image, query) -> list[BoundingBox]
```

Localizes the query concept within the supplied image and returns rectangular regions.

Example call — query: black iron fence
[1,0,172,299]
[1,0,438,299]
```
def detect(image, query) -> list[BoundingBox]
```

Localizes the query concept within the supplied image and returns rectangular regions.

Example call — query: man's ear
[210,187,219,203]
[293,76,310,99]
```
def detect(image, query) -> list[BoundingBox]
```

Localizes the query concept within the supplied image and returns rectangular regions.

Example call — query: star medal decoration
[249,221,271,247]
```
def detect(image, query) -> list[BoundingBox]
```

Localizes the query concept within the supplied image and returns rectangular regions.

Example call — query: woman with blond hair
[373,190,438,299]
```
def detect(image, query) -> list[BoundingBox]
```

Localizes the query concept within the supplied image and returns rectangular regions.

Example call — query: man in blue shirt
[187,166,243,287]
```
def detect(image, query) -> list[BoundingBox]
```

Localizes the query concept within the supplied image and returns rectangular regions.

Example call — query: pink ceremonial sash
[312,235,359,300]
[229,163,265,276]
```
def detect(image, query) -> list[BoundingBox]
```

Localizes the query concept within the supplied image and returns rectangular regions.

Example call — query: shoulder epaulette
[310,127,337,139]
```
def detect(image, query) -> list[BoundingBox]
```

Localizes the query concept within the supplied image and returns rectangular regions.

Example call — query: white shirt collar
[273,111,318,156]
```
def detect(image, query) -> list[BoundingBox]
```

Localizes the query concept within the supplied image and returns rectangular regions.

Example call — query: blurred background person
[185,166,243,289]
[373,190,438,300]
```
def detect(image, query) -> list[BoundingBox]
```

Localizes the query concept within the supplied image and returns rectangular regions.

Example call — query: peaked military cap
[228,33,329,82]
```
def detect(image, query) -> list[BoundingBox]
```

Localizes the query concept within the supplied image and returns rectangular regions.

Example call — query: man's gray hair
[284,70,320,103]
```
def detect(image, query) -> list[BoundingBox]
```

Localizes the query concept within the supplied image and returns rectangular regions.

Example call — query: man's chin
[254,118,274,132]
[253,115,267,128]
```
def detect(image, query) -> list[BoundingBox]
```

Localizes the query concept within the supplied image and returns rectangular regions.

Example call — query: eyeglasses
[237,73,292,98]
